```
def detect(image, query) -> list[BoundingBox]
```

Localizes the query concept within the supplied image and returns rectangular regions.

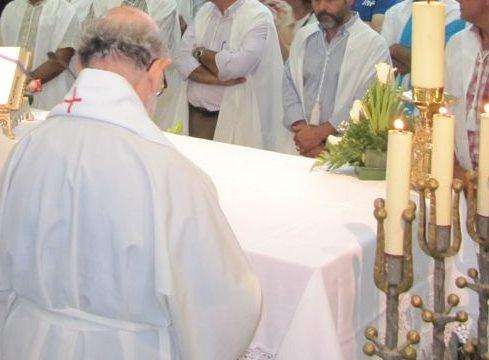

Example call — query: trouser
[188,104,219,140]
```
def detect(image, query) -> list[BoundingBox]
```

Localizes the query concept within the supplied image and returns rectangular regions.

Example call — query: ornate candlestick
[410,178,468,360]
[363,199,420,359]
[410,88,444,185]
[455,172,489,358]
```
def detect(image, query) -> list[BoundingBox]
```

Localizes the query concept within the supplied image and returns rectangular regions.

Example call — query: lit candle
[431,108,455,225]
[412,1,445,89]
[385,119,413,255]
[477,104,489,216]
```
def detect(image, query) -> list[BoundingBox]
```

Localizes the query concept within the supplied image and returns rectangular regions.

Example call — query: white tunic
[0,68,261,360]
[173,0,292,153]
[0,0,80,110]
[445,27,482,170]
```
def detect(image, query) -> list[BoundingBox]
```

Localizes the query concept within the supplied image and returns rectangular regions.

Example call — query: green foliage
[363,81,404,134]
[313,79,405,171]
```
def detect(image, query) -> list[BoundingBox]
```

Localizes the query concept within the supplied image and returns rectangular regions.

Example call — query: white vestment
[90,0,183,127]
[445,28,481,170]
[66,0,94,23]
[0,68,261,360]
[0,0,80,110]
[172,0,293,153]
[288,19,390,128]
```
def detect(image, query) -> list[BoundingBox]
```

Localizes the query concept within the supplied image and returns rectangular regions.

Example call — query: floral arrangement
[313,63,407,171]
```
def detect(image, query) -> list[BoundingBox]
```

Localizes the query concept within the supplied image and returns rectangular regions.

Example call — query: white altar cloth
[0,115,480,359]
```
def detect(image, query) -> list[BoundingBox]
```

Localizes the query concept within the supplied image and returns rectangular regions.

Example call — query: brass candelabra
[363,199,420,359]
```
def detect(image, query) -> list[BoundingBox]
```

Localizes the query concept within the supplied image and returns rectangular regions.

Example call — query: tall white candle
[385,120,413,255]
[412,1,445,89]
[431,109,455,225]
[478,105,489,216]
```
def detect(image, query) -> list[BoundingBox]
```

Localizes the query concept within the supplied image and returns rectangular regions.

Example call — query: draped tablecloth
[0,115,480,359]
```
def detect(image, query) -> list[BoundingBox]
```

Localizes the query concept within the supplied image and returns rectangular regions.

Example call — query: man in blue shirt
[354,0,398,31]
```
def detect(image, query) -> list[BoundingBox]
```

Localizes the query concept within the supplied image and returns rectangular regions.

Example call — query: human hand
[294,125,324,153]
[302,144,325,158]
[26,79,42,93]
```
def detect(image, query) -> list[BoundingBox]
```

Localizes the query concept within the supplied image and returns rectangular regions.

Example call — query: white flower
[327,135,342,147]
[375,62,396,85]
[349,99,364,123]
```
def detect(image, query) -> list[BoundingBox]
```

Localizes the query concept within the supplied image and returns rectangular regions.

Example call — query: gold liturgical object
[0,47,32,139]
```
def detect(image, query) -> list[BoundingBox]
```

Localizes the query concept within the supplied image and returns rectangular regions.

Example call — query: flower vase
[354,149,387,181]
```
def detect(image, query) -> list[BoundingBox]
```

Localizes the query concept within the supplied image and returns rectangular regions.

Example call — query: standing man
[0,0,80,110]
[0,7,261,360]
[353,0,399,32]
[381,0,465,87]
[445,0,489,177]
[172,0,291,152]
[283,0,390,157]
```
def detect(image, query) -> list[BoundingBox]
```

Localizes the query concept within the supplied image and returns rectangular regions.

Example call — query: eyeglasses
[148,58,168,97]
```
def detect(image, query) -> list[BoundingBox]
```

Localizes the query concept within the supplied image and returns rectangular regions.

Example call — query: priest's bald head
[77,6,171,115]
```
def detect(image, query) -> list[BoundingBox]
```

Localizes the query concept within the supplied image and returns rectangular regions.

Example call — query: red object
[64,87,82,114]
[31,79,42,93]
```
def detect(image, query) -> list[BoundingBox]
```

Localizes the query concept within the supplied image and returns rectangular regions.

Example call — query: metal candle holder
[363,199,421,359]
[410,178,468,360]
[409,87,445,185]
[455,171,489,359]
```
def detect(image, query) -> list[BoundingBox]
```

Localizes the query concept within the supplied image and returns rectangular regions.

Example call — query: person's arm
[165,162,261,360]
[201,20,269,81]
[282,60,306,129]
[29,47,75,84]
[370,14,385,33]
[389,44,411,75]
[370,0,398,33]
[187,65,246,86]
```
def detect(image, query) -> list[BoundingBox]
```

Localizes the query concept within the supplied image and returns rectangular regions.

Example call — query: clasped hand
[291,122,325,158]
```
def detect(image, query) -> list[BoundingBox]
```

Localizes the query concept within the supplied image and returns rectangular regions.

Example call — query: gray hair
[78,15,165,69]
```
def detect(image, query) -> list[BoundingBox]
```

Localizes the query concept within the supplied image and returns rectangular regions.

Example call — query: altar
[0,116,479,360]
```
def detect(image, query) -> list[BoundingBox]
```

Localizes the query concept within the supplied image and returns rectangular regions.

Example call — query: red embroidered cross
[64,87,82,114]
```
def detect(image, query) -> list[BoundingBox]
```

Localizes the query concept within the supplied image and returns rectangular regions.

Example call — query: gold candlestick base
[410,87,445,186]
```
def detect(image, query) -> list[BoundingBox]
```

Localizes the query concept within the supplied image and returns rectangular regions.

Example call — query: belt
[189,104,219,117]
[8,296,172,357]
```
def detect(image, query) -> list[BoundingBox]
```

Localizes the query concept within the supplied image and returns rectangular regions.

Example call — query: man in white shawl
[83,0,183,126]
[283,0,390,157]
[445,0,489,178]
[172,0,291,152]
[0,0,80,110]
[0,7,261,360]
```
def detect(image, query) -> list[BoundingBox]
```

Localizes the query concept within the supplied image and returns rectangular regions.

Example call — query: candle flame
[485,103,489,114]
[394,119,404,130]
[439,107,448,115]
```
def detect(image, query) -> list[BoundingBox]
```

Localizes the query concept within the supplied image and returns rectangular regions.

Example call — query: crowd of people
[1,0,485,169]
[0,0,487,359]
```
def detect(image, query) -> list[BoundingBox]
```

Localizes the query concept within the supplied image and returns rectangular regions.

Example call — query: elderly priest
[0,6,261,360]
[283,0,390,157]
